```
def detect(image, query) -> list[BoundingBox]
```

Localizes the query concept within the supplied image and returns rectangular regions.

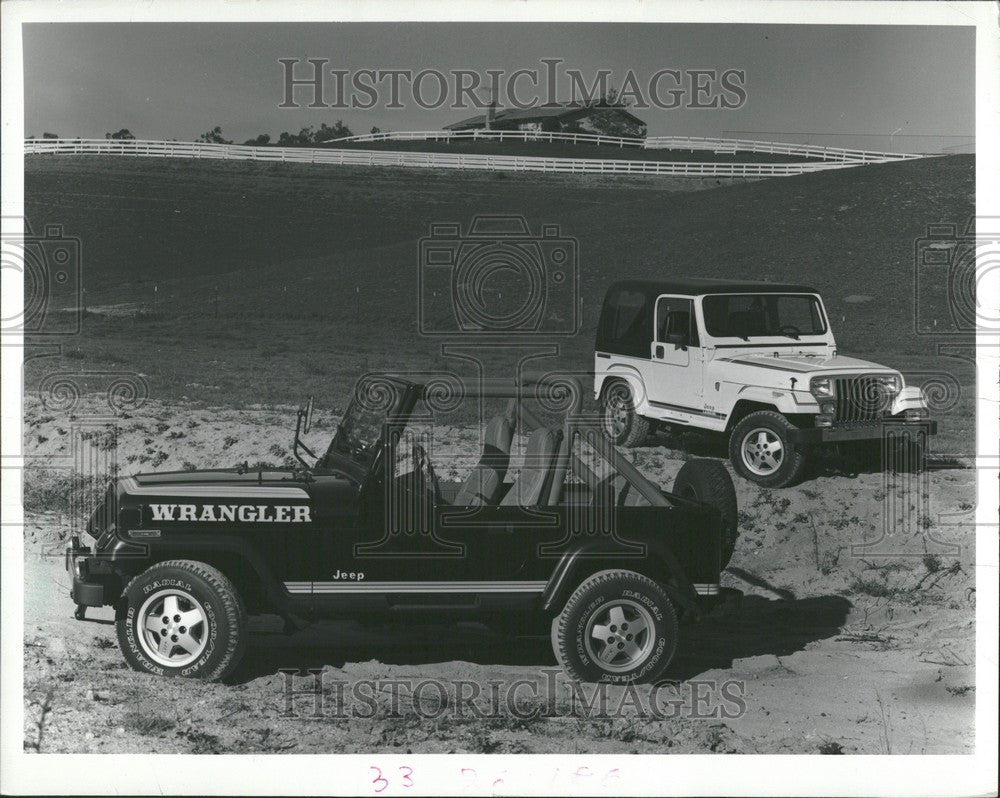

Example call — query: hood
[118,467,359,519]
[717,351,897,376]
[128,467,304,489]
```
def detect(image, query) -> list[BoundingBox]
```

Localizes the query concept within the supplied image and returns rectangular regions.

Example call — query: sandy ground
[21,396,976,754]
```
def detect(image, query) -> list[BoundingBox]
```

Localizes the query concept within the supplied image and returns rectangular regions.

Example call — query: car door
[647,295,705,414]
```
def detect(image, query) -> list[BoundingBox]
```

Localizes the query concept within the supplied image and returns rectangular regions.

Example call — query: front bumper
[789,419,937,444]
[65,537,115,608]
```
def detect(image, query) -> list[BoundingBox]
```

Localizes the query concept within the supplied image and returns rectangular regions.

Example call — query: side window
[655,297,699,346]
[609,290,647,340]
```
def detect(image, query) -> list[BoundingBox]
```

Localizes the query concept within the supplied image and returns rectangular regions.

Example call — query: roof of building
[445,103,645,130]
[606,277,820,297]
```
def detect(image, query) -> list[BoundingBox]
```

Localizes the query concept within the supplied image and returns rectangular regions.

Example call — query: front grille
[833,376,893,423]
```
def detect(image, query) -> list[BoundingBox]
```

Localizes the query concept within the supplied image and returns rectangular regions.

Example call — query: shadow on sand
[230,592,852,686]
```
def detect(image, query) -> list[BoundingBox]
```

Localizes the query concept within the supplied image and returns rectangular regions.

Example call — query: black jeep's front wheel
[600,380,651,448]
[553,570,678,684]
[116,559,247,681]
[729,411,807,488]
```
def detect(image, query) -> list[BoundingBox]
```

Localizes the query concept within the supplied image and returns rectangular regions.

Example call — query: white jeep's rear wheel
[600,381,651,448]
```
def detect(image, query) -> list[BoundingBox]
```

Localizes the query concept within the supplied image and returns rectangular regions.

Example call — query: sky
[23,23,975,152]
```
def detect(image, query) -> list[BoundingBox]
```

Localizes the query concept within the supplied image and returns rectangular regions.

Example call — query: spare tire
[672,459,739,569]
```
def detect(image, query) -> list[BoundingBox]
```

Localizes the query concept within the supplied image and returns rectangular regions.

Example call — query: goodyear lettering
[147,503,311,523]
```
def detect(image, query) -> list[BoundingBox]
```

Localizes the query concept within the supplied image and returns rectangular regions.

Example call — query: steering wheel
[411,443,442,504]
[777,324,802,338]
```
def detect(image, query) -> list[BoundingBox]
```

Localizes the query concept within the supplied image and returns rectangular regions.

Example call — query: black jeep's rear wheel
[116,559,247,681]
[672,458,739,568]
[600,380,651,448]
[553,570,677,684]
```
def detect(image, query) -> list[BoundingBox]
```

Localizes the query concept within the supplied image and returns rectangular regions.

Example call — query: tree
[369,125,381,135]
[243,133,271,146]
[196,126,232,144]
[277,127,314,147]
[106,129,136,140]
[312,121,353,143]
[580,108,645,139]
[42,132,60,139]
[578,86,645,139]
[273,122,353,147]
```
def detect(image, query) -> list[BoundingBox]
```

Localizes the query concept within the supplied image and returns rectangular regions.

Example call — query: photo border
[2,1,996,795]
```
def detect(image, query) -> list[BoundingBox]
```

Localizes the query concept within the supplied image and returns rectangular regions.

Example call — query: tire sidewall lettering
[120,570,234,679]
[621,588,664,622]
[560,574,676,684]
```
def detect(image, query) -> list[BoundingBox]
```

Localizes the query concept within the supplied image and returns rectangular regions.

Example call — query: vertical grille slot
[833,376,890,423]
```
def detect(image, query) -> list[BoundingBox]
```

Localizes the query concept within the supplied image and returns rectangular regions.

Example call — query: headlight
[810,377,834,398]
[875,374,901,393]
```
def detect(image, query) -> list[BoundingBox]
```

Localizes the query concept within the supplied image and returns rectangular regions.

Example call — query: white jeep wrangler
[594,279,936,487]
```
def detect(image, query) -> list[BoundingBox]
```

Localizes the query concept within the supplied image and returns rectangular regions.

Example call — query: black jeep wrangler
[67,374,739,684]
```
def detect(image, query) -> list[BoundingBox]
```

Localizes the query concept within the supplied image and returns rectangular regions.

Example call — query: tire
[116,559,247,681]
[600,380,651,448]
[673,458,739,568]
[729,411,807,488]
[552,570,678,684]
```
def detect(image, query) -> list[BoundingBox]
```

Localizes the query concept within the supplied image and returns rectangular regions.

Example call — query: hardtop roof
[606,277,820,297]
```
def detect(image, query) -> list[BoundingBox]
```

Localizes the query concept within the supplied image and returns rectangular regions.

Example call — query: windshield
[701,293,827,339]
[322,377,418,468]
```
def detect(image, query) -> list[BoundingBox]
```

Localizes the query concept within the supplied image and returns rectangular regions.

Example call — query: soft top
[606,278,819,298]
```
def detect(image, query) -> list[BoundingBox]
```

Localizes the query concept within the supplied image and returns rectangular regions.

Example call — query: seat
[455,414,515,506]
[500,427,562,507]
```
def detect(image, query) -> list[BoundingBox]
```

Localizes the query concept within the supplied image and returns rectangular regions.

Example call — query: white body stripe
[285,581,547,594]
[285,582,721,595]
[122,477,309,499]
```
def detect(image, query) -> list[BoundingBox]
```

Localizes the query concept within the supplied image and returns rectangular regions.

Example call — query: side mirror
[665,332,688,349]
[303,395,314,433]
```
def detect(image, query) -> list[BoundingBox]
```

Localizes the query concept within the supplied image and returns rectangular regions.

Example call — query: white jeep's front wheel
[729,411,807,488]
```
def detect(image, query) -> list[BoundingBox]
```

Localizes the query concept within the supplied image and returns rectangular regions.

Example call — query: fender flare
[729,386,815,422]
[541,538,701,618]
[595,365,650,408]
[122,533,288,612]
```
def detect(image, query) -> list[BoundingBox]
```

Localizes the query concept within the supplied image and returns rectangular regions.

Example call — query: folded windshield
[701,293,826,339]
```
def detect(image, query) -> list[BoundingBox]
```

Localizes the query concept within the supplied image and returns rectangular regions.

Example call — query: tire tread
[118,559,247,681]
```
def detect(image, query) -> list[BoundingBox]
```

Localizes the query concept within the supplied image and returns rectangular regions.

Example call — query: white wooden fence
[24,138,885,178]
[333,129,922,163]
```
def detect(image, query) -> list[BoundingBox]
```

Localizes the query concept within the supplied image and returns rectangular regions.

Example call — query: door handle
[655,345,664,358]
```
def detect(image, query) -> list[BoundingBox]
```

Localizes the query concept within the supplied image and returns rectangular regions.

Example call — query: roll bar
[419,374,669,508]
